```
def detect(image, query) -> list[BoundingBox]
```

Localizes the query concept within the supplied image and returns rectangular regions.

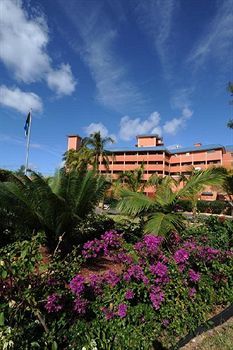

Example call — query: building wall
[67,135,233,201]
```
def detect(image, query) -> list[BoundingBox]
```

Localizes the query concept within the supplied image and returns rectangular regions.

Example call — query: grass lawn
[181,318,233,350]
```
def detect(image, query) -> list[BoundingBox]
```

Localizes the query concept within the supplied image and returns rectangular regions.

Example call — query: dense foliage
[1,218,232,349]
[0,170,110,250]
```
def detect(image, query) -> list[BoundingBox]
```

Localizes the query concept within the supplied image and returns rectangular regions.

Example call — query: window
[186,152,190,156]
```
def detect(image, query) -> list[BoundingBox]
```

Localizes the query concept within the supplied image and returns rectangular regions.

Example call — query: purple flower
[188,269,201,283]
[149,286,164,310]
[89,274,103,295]
[104,270,120,287]
[117,303,128,318]
[198,247,220,261]
[144,235,163,255]
[73,297,89,314]
[188,287,196,298]
[174,249,189,264]
[125,290,135,300]
[123,264,147,283]
[101,307,115,320]
[45,293,62,313]
[162,319,170,327]
[150,262,168,277]
[134,235,163,257]
[69,274,85,295]
[115,252,133,265]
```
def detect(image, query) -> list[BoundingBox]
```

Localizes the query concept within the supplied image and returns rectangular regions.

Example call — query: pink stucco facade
[67,134,233,200]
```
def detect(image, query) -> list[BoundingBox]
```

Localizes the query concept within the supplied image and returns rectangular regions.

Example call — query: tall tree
[83,131,114,172]
[117,164,146,192]
[63,146,92,172]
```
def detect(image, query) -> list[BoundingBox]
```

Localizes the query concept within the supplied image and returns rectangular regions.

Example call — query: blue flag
[24,112,31,136]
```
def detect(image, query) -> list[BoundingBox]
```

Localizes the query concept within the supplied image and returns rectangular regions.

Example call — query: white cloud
[187,0,233,71]
[84,122,117,142]
[58,1,145,112]
[0,85,43,114]
[47,64,76,96]
[119,111,162,141]
[163,107,193,135]
[119,107,193,140]
[0,0,76,96]
[84,122,109,138]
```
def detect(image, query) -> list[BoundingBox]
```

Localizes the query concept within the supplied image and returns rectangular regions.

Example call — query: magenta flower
[162,319,170,327]
[104,270,120,287]
[188,287,196,298]
[89,273,103,295]
[174,249,189,264]
[125,290,135,300]
[117,303,128,318]
[69,274,85,295]
[188,269,201,283]
[101,307,115,320]
[73,297,89,314]
[144,235,163,255]
[45,293,62,313]
[123,264,146,283]
[150,262,168,277]
[149,286,164,310]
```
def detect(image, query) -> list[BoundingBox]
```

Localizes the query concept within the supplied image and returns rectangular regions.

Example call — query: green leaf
[2,270,7,278]
[0,312,4,326]
[52,341,58,350]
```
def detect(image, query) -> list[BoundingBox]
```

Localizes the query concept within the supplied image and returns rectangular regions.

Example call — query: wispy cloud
[0,85,43,114]
[0,133,61,157]
[187,0,233,72]
[134,0,176,80]
[0,0,76,96]
[58,0,145,113]
[163,107,193,135]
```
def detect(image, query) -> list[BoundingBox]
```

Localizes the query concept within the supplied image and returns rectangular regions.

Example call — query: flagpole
[25,110,32,176]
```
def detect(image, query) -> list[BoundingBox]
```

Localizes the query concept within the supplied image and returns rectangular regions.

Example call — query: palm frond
[117,189,155,216]
[145,212,185,236]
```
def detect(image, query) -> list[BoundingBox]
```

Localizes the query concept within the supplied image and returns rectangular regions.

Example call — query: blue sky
[0,0,232,174]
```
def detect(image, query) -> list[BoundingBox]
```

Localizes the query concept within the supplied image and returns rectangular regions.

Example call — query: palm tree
[63,145,92,172]
[0,170,110,250]
[222,171,233,216]
[117,164,146,192]
[117,168,224,236]
[83,131,114,172]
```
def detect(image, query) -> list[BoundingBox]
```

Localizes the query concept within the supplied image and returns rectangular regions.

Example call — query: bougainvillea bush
[1,229,233,349]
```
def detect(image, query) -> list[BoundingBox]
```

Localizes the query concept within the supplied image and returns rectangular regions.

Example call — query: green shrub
[197,200,230,215]
[1,230,232,349]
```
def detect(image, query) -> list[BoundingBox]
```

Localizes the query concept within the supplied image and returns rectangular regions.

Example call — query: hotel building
[67,134,233,200]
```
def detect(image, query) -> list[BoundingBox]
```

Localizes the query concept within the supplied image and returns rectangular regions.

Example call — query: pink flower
[74,297,89,314]
[125,290,135,300]
[188,269,201,283]
[69,274,85,295]
[174,249,189,264]
[45,293,62,313]
[150,262,168,277]
[117,303,128,318]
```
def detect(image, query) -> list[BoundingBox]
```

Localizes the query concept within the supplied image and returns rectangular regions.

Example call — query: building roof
[225,145,233,151]
[169,144,224,154]
[136,134,161,138]
[108,144,228,154]
[108,146,168,153]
